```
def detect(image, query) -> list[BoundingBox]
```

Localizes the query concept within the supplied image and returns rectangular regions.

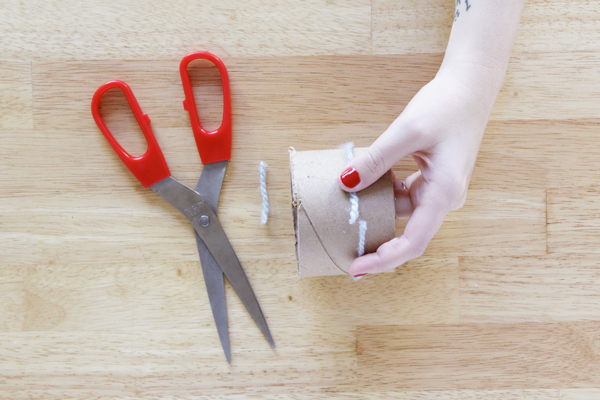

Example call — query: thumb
[338,120,423,192]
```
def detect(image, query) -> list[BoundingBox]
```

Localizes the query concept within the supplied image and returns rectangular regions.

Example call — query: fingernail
[353,273,367,278]
[341,167,360,188]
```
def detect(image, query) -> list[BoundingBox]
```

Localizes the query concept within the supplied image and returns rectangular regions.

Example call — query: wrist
[435,60,506,112]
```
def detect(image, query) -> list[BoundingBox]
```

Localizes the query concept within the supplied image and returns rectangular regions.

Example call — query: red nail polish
[353,273,367,278]
[341,167,360,188]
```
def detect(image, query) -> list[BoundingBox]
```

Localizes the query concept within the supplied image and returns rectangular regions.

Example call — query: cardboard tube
[289,147,396,278]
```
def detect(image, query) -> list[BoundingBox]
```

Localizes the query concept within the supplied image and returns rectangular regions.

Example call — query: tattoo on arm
[455,0,472,21]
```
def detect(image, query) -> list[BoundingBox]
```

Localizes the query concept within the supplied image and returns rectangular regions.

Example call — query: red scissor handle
[91,80,171,188]
[180,52,232,164]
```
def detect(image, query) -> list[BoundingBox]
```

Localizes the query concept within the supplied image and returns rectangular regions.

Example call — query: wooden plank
[0,332,136,397]
[492,52,600,121]
[373,0,600,55]
[0,268,364,392]
[357,322,600,390]
[0,60,32,129]
[513,0,600,54]
[0,264,153,332]
[35,52,600,129]
[0,328,356,396]
[422,189,546,257]
[0,0,39,27]
[351,391,559,400]
[0,390,563,400]
[0,260,454,395]
[139,389,560,399]
[560,389,600,400]
[398,117,600,194]
[0,257,457,334]
[133,329,357,393]
[129,256,458,331]
[1,0,371,61]
[372,0,453,55]
[0,266,25,332]
[472,119,600,191]
[460,256,600,323]
[548,187,600,255]
[31,56,441,131]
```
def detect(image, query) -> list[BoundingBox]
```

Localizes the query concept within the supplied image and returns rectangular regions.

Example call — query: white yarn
[357,220,367,257]
[341,141,355,163]
[259,161,269,224]
[340,142,359,224]
[352,220,368,282]
[348,193,359,225]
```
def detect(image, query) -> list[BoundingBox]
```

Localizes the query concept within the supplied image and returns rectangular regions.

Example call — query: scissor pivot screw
[199,215,210,227]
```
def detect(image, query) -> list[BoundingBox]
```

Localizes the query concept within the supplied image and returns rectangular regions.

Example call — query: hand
[338,65,498,276]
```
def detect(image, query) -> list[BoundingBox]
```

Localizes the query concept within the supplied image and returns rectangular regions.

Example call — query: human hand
[338,65,500,276]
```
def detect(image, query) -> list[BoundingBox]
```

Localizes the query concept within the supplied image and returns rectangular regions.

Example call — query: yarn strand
[357,220,367,257]
[259,161,269,224]
[352,220,368,281]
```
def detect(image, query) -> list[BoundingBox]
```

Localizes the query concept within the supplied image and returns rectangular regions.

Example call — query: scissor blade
[150,177,275,349]
[196,218,275,349]
[195,160,229,363]
[195,232,230,363]
[195,161,227,212]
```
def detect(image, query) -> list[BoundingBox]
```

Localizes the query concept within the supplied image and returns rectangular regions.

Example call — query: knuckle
[387,237,404,257]
[377,235,429,269]
[393,233,427,260]
[402,117,430,144]
[438,170,469,211]
[410,241,428,259]
[375,239,402,270]
[363,147,387,176]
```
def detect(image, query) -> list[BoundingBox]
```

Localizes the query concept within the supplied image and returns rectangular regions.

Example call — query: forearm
[341,1,526,275]
[439,0,525,103]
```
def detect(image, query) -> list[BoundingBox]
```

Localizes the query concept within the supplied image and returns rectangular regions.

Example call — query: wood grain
[460,256,600,323]
[548,187,600,255]
[372,0,453,55]
[373,0,600,55]
[138,390,560,399]
[560,389,600,400]
[493,52,600,121]
[357,322,600,390]
[423,189,546,257]
[0,258,457,333]
[0,0,372,61]
[30,52,600,132]
[30,56,441,131]
[471,119,600,190]
[0,60,32,129]
[0,328,357,397]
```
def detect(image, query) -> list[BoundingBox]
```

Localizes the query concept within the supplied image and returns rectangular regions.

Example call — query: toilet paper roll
[289,146,396,278]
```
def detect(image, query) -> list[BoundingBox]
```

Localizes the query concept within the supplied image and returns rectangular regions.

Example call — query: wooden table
[2,0,600,398]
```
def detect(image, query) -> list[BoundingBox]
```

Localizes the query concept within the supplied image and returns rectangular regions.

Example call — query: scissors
[91,52,274,363]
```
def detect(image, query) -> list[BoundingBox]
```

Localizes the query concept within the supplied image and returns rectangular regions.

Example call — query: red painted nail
[353,273,367,278]
[341,167,360,188]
